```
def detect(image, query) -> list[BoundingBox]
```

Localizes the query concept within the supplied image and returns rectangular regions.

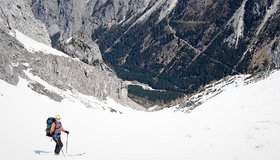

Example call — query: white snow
[158,0,178,23]
[9,30,69,57]
[136,0,164,23]
[125,81,156,91]
[129,0,177,28]
[176,74,250,113]
[117,15,126,25]
[66,37,73,44]
[233,48,249,71]
[226,0,248,48]
[1,66,280,160]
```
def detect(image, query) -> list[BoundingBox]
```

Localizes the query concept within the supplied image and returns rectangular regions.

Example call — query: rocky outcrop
[30,0,87,41]
[249,0,280,71]
[0,0,50,45]
[0,50,19,86]
[58,32,103,66]
[28,81,64,102]
[251,36,280,71]
[27,52,128,102]
[0,30,136,108]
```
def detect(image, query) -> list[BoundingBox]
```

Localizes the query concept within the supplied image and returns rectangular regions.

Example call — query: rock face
[30,0,280,95]
[30,0,151,39]
[0,0,50,45]
[58,32,103,66]
[0,30,130,104]
[0,0,143,110]
[30,0,87,41]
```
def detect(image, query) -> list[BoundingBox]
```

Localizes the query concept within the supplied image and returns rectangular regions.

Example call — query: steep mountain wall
[30,0,151,39]
[0,0,50,44]
[30,0,280,95]
[0,0,142,109]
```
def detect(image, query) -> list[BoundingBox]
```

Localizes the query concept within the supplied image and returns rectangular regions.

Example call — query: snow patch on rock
[225,0,248,48]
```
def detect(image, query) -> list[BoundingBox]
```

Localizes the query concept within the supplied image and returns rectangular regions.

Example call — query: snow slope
[9,30,68,57]
[1,69,280,160]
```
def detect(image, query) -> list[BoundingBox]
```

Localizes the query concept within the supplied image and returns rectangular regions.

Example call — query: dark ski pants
[53,135,63,155]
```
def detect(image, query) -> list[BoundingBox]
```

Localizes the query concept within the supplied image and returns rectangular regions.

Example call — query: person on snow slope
[50,115,69,155]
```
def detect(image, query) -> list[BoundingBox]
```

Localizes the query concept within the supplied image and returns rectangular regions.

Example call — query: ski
[67,152,86,157]
[34,150,52,155]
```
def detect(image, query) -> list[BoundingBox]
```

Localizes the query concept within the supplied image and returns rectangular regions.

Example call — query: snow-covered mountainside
[1,67,280,159]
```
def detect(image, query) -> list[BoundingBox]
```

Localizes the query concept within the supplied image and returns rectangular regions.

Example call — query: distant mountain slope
[30,0,280,96]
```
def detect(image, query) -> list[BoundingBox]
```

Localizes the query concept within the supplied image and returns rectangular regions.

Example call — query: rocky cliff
[0,0,50,44]
[0,0,143,110]
[29,0,280,97]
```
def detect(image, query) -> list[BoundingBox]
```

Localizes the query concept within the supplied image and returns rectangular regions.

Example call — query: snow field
[0,70,280,160]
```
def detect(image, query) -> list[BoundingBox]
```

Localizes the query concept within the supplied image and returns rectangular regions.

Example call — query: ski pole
[60,148,66,157]
[66,133,69,155]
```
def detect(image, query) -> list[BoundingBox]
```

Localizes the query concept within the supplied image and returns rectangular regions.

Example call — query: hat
[55,115,61,119]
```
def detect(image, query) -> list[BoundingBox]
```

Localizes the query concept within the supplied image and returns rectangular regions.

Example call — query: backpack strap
[55,122,62,129]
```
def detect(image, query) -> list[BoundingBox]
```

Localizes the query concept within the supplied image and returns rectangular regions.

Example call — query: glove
[65,131,69,134]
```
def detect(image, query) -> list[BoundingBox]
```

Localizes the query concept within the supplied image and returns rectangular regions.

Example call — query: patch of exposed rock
[58,32,104,66]
[0,30,144,110]
[0,0,50,45]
